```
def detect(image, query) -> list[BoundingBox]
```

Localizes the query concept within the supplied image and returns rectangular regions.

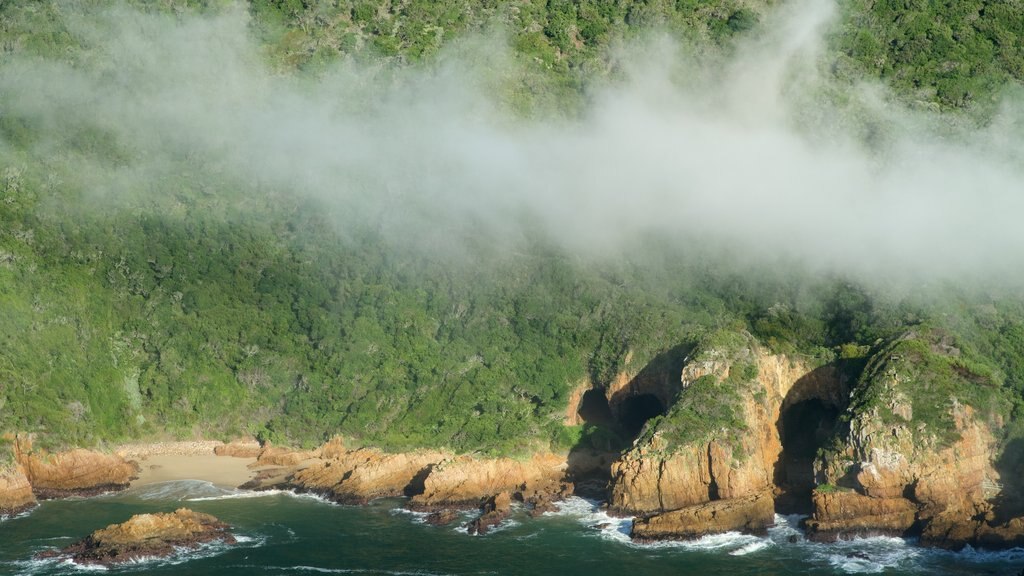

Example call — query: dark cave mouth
[618,394,666,439]
[576,390,666,442]
[776,398,841,513]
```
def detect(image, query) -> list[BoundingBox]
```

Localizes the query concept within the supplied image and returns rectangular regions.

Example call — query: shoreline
[130,454,258,489]
[111,441,260,489]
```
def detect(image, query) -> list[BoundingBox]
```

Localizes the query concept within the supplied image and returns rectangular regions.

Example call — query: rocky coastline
[5,329,1024,554]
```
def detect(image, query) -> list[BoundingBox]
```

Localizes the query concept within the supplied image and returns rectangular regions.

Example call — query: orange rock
[19,447,139,499]
[632,491,775,541]
[0,464,36,516]
[804,489,917,541]
[214,439,262,458]
[411,452,567,509]
[40,508,234,566]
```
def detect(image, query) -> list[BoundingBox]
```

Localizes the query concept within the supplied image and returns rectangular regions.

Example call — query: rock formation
[287,448,448,504]
[213,438,262,458]
[38,508,234,566]
[20,448,139,498]
[466,492,512,535]
[609,331,846,540]
[410,452,569,510]
[11,435,139,499]
[632,490,775,542]
[804,331,1023,549]
[0,463,35,516]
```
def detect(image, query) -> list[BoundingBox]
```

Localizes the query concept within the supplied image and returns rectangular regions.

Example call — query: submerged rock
[38,508,235,566]
[466,492,512,535]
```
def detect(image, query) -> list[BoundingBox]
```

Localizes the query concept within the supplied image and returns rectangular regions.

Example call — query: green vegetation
[1,0,1024,461]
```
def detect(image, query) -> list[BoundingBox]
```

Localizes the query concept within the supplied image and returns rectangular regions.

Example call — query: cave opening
[577,388,614,427]
[617,394,666,439]
[776,398,840,514]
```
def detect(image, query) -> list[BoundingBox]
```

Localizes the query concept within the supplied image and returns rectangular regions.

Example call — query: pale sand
[131,454,258,488]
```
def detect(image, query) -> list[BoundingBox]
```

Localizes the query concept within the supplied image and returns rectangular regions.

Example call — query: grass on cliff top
[847,326,1013,448]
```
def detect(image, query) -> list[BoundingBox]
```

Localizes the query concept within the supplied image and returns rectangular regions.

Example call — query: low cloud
[2,1,1023,284]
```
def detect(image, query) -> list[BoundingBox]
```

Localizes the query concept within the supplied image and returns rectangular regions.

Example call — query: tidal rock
[803,490,917,542]
[631,490,775,542]
[38,508,235,566]
[425,509,460,526]
[287,448,448,504]
[466,492,512,535]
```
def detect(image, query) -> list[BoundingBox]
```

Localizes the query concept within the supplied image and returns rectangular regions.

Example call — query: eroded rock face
[410,452,568,509]
[606,338,831,522]
[38,508,234,566]
[804,490,917,541]
[288,448,448,504]
[19,446,139,499]
[632,490,775,542]
[0,464,36,516]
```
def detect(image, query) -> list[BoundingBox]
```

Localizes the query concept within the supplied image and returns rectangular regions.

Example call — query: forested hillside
[2,0,1024,458]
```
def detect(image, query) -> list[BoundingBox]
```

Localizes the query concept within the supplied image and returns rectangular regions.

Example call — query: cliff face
[609,332,845,537]
[805,331,1017,548]
[0,464,35,516]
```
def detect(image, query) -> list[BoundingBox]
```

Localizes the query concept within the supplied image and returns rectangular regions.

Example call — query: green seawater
[1,481,1021,575]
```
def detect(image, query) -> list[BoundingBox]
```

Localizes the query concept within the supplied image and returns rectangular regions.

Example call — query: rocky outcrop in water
[38,508,234,566]
[466,492,512,535]
[632,490,775,542]
[287,448,448,504]
[240,440,572,516]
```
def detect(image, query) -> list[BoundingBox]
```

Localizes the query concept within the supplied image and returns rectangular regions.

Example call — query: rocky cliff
[805,330,1024,549]
[609,330,846,538]
[0,463,35,516]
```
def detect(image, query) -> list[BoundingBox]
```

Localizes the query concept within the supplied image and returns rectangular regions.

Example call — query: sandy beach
[115,441,260,488]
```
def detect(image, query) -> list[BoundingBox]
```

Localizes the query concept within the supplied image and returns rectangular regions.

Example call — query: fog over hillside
[2,0,1023,283]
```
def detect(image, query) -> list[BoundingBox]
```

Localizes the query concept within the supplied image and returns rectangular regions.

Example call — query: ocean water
[1,481,1022,576]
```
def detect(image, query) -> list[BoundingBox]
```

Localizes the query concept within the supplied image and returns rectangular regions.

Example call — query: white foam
[187,488,331,504]
[729,540,773,556]
[545,496,632,544]
[132,479,227,501]
[934,543,1024,564]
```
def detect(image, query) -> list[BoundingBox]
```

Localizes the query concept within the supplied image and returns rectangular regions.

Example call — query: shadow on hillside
[991,437,1024,524]
[564,344,691,501]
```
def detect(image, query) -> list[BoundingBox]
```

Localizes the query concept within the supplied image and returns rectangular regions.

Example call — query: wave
[544,497,632,544]
[0,507,36,523]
